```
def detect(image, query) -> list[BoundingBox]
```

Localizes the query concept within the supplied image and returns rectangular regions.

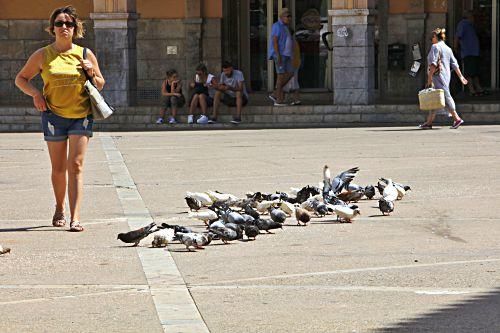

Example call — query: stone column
[90,1,137,106]
[184,0,202,77]
[329,1,376,105]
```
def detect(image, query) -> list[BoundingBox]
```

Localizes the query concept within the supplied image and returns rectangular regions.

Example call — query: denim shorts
[273,55,294,74]
[41,110,93,142]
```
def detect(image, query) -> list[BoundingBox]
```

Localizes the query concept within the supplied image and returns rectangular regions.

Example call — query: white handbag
[83,48,114,120]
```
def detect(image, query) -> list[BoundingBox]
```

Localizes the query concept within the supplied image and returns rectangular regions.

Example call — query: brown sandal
[69,220,84,232]
[52,211,66,227]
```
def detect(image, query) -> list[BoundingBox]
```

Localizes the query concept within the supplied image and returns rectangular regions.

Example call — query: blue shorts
[273,55,294,74]
[41,110,93,142]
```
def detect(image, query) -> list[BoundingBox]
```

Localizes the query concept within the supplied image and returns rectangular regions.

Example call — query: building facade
[0,0,498,107]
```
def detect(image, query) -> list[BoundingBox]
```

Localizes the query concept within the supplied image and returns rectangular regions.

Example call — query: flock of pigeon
[116,165,411,251]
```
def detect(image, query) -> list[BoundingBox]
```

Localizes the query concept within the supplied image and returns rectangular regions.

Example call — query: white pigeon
[382,179,398,202]
[278,201,295,216]
[257,200,280,213]
[205,190,239,203]
[333,205,361,223]
[188,210,218,224]
[186,191,213,206]
[151,229,173,248]
[393,183,411,200]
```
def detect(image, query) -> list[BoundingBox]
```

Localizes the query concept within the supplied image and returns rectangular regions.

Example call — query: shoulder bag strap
[82,47,94,83]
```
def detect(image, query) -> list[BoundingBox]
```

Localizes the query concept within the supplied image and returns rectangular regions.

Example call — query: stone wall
[0,20,94,106]
[0,17,221,107]
[136,18,221,105]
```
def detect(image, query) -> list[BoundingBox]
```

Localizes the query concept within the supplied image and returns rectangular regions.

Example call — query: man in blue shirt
[455,10,488,96]
[268,8,294,106]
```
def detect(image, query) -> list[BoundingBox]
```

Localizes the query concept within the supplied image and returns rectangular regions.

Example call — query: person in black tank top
[156,69,185,124]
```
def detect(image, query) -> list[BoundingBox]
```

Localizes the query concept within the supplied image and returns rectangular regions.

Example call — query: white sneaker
[168,117,177,124]
[196,115,209,124]
[187,115,194,124]
[156,117,163,124]
[274,102,288,107]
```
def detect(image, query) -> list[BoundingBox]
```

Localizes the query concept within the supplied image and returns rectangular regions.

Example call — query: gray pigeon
[314,202,329,217]
[210,226,239,244]
[227,211,245,225]
[244,204,260,219]
[269,206,287,224]
[176,232,212,251]
[117,222,158,246]
[331,166,360,194]
[244,223,260,240]
[364,185,376,200]
[255,218,283,233]
[378,198,394,215]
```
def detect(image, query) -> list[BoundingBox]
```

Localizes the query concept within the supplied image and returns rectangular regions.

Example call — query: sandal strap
[70,220,84,231]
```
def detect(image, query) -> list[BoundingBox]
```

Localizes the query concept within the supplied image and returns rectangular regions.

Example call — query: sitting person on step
[209,61,248,125]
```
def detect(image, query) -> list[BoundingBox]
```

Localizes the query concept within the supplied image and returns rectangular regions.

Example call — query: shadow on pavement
[0,225,56,232]
[375,287,500,332]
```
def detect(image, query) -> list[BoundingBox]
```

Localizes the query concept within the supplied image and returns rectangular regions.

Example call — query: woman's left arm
[80,49,105,91]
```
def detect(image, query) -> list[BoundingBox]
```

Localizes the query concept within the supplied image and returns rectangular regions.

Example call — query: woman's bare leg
[67,135,89,224]
[47,141,68,214]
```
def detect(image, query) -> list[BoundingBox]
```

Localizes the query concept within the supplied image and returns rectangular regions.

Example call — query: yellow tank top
[41,44,90,118]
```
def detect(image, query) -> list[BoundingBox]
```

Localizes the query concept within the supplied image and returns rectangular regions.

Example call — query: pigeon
[364,185,376,200]
[330,166,360,195]
[301,198,320,212]
[277,201,295,216]
[255,218,283,233]
[160,223,192,234]
[227,211,246,225]
[244,223,260,240]
[160,223,193,240]
[337,189,365,203]
[346,183,363,192]
[185,191,213,206]
[294,185,321,204]
[176,232,212,251]
[0,245,11,255]
[218,222,244,239]
[257,200,279,213]
[323,165,332,195]
[378,198,394,215]
[295,207,311,226]
[314,202,329,217]
[241,213,256,224]
[210,226,239,243]
[382,179,398,202]
[152,229,172,248]
[244,204,260,219]
[333,205,361,223]
[117,222,158,246]
[208,219,225,229]
[188,210,218,225]
[379,178,411,200]
[185,196,202,211]
[269,206,287,224]
[206,190,239,203]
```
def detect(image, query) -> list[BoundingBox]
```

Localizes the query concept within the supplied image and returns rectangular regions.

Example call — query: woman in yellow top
[15,6,105,232]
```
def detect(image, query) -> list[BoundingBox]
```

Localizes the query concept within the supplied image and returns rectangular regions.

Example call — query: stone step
[1,104,499,132]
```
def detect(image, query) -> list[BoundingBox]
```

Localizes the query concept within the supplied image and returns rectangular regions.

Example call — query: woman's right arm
[15,49,46,111]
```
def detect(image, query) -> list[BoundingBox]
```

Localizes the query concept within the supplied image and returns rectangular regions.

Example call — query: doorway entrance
[449,0,499,90]
[223,0,332,93]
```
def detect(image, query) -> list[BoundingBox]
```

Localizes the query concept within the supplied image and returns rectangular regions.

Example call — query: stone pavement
[1,125,499,332]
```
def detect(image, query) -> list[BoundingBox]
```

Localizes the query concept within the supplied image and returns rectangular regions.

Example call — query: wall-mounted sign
[336,26,349,38]
[167,46,178,55]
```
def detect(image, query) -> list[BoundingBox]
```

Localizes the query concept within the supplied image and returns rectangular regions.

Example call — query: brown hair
[46,6,85,39]
[432,28,446,41]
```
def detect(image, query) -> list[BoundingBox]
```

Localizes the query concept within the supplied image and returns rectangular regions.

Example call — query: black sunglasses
[54,21,76,28]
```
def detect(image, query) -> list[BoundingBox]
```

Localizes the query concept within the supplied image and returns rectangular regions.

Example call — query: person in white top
[188,63,214,124]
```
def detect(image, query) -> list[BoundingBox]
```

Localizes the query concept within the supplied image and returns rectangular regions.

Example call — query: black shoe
[230,118,241,125]
[207,118,217,124]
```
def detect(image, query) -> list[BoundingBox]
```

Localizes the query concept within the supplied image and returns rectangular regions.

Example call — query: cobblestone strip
[100,134,210,333]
